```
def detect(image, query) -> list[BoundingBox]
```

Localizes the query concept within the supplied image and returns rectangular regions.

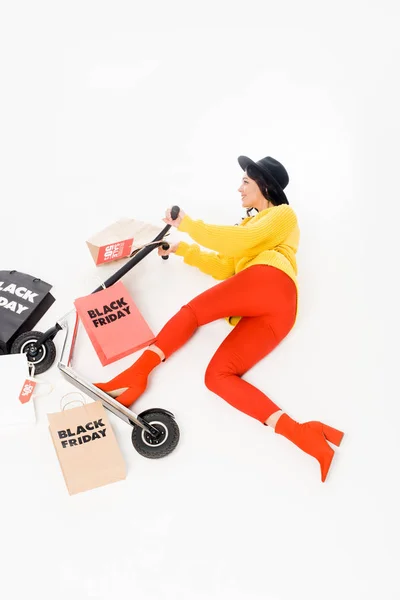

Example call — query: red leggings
[153,264,297,423]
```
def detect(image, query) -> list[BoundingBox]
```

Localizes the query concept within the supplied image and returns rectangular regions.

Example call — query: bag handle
[60,391,87,411]
[28,363,54,399]
[9,270,42,283]
[129,233,170,257]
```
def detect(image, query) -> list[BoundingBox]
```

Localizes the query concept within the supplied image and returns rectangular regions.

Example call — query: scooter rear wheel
[11,330,56,375]
[131,409,180,458]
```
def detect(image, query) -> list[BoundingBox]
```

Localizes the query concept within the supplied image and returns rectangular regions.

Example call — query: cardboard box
[86,218,162,266]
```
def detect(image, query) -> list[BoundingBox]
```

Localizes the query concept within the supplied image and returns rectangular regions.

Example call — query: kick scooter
[11,206,182,459]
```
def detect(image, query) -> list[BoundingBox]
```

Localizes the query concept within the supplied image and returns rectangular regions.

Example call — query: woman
[94,155,344,482]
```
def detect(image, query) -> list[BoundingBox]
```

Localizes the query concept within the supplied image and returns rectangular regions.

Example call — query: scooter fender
[139,408,176,420]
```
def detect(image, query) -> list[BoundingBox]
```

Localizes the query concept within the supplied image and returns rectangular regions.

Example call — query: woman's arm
[175,241,235,280]
[177,205,297,256]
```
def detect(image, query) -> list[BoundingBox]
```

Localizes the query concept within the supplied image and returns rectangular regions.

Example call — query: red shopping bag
[74,281,155,366]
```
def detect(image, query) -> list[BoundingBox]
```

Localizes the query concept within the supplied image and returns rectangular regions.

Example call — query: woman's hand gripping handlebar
[159,205,181,260]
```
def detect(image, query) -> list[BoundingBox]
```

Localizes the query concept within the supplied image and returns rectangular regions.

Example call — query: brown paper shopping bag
[48,394,126,495]
[86,218,162,265]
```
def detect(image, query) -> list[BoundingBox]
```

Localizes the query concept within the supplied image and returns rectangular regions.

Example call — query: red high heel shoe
[275,414,344,482]
[94,350,161,408]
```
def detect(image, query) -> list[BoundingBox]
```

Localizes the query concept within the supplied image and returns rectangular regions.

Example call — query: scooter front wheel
[131,409,180,458]
[11,330,56,375]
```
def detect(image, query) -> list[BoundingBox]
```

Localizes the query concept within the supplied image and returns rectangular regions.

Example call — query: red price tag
[19,379,36,404]
[97,239,133,264]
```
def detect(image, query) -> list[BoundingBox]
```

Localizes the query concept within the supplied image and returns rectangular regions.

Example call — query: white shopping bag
[0,354,45,427]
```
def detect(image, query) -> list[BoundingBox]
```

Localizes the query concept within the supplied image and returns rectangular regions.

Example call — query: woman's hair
[244,164,281,217]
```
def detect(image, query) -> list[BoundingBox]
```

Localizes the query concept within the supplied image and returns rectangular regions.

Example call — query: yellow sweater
[175,204,300,325]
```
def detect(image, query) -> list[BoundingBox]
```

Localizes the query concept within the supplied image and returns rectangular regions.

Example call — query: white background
[1,1,399,599]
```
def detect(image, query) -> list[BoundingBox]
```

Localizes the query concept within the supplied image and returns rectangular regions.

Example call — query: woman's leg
[203,315,284,422]
[94,265,296,406]
[204,315,345,482]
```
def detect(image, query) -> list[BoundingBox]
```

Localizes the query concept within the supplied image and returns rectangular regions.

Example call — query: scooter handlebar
[162,205,180,259]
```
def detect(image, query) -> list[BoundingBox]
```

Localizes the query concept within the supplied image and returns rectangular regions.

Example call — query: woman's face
[238,172,270,211]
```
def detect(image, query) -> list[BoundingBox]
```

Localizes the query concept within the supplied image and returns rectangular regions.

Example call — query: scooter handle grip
[161,242,170,260]
[170,205,180,220]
